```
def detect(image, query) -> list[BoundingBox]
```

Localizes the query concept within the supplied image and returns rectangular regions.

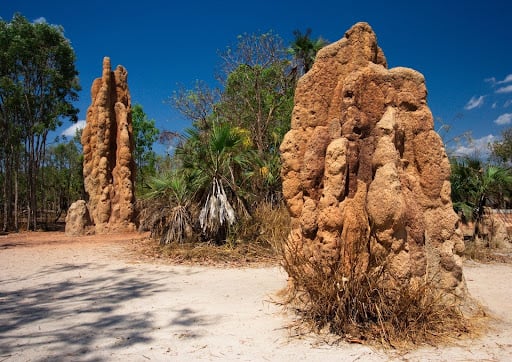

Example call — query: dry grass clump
[280,242,482,349]
[464,239,512,263]
[227,201,291,251]
[155,241,277,266]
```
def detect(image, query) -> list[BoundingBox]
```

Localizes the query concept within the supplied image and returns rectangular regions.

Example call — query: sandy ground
[0,232,511,361]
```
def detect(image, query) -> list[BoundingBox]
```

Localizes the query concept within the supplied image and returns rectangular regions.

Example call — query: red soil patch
[0,230,149,249]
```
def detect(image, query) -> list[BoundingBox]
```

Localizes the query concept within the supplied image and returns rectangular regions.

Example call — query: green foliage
[451,157,481,214]
[140,171,195,244]
[218,62,294,154]
[142,122,257,244]
[131,104,159,193]
[451,157,512,212]
[144,170,197,206]
[451,156,512,239]
[490,127,512,164]
[217,32,295,155]
[0,13,80,230]
[0,14,80,126]
[43,139,84,221]
[177,123,253,242]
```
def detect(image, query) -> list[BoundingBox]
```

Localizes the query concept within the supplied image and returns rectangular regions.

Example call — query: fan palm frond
[199,178,236,236]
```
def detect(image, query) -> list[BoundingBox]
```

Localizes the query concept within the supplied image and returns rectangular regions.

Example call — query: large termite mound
[280,22,465,297]
[80,57,136,234]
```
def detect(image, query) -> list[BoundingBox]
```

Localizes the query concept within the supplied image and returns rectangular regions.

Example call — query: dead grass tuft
[130,236,278,267]
[227,201,290,251]
[464,239,512,263]
[279,239,485,349]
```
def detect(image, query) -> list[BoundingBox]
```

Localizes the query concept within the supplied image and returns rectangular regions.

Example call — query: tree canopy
[491,127,512,165]
[0,13,80,231]
[155,30,327,243]
[289,28,328,77]
[132,104,159,192]
[450,156,512,239]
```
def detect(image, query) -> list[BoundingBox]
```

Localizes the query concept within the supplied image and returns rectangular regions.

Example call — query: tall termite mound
[280,22,466,298]
[80,57,136,234]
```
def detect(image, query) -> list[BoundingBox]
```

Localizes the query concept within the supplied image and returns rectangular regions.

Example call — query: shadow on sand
[0,261,215,361]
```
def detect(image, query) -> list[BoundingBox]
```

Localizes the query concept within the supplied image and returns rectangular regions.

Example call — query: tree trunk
[14,165,18,232]
[2,165,9,232]
[471,194,486,241]
[2,153,13,232]
[27,138,37,231]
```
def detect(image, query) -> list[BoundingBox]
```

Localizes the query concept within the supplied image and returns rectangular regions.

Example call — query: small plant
[175,123,254,244]
[138,171,195,245]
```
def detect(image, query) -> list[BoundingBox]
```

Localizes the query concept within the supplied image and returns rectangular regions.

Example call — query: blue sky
[2,0,511,156]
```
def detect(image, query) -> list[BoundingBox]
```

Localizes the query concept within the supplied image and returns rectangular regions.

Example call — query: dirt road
[1,232,511,361]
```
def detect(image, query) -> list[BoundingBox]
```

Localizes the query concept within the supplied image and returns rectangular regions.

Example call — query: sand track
[0,232,511,361]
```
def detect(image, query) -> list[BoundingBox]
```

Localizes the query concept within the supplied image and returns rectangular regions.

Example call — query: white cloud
[464,95,485,110]
[494,113,512,126]
[62,120,86,137]
[492,102,498,109]
[485,74,512,89]
[504,100,512,108]
[33,17,47,24]
[485,77,496,85]
[497,74,512,84]
[452,134,495,157]
[496,85,512,94]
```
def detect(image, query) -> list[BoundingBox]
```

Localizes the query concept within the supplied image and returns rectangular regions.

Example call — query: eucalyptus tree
[218,61,294,156]
[132,104,159,192]
[491,127,512,165]
[0,14,80,230]
[217,31,295,156]
[43,138,83,222]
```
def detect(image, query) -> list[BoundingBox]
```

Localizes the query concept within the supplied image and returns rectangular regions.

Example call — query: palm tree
[451,157,512,240]
[141,170,196,244]
[289,28,328,77]
[451,157,482,221]
[177,123,253,243]
[472,165,512,238]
